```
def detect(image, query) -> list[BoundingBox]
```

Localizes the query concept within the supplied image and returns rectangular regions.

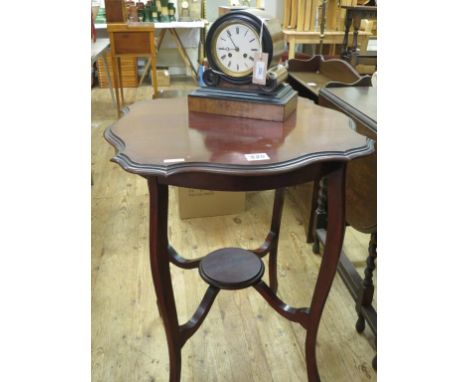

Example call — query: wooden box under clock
[188,85,298,122]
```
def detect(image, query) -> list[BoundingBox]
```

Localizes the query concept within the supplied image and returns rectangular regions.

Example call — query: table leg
[306,182,319,244]
[147,178,182,382]
[169,28,198,81]
[140,31,167,87]
[198,24,206,65]
[355,232,377,333]
[341,12,352,58]
[150,51,158,99]
[312,177,328,254]
[288,37,296,59]
[305,165,346,381]
[111,54,121,119]
[352,15,361,53]
[101,51,116,107]
[138,59,151,87]
[117,57,124,107]
[157,29,167,50]
[268,188,285,293]
[250,188,285,293]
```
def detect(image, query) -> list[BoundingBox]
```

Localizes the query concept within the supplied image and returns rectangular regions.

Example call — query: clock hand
[228,34,239,52]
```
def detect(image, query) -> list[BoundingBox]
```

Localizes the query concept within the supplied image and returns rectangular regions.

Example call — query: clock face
[212,21,262,78]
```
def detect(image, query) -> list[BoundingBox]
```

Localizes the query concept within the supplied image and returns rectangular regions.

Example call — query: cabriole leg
[268,188,285,293]
[305,165,346,382]
[148,178,182,382]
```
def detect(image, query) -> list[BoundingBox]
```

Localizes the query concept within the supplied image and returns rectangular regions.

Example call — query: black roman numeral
[237,64,239,70]
[249,38,255,43]
[236,27,239,34]
[221,54,226,60]
[227,30,231,37]
[249,56,254,61]
[251,48,258,51]
[228,61,231,67]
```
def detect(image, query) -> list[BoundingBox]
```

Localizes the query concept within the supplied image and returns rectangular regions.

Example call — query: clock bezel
[205,11,274,84]
[211,20,261,78]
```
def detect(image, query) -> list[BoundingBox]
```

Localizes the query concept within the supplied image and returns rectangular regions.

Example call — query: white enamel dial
[213,22,262,77]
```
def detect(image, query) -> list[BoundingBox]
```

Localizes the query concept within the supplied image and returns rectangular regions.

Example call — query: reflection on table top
[105,96,374,177]
[320,87,376,132]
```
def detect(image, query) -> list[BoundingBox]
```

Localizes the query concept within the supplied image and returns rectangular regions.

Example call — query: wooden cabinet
[97,50,138,88]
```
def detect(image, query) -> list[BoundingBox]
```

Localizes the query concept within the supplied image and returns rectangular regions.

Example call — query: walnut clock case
[203,9,284,85]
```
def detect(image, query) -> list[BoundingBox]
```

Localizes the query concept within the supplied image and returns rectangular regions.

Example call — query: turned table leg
[355,232,377,370]
[305,165,346,381]
[312,177,328,254]
[350,14,362,67]
[355,232,377,333]
[341,12,353,58]
[306,183,319,244]
[148,178,182,382]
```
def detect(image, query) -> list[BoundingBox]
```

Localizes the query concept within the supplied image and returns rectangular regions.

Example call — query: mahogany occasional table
[104,97,374,382]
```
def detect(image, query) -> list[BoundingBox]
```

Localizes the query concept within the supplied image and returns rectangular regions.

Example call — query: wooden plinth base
[199,248,265,290]
[187,84,298,122]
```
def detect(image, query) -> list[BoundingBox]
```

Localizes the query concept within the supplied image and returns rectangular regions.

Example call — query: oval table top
[104,96,374,178]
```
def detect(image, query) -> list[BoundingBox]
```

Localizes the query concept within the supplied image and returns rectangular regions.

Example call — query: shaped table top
[319,87,377,134]
[104,96,374,178]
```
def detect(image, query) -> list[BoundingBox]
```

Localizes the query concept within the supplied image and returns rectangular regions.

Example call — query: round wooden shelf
[199,248,265,290]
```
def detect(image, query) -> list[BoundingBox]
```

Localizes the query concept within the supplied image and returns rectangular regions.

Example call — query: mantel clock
[189,9,297,121]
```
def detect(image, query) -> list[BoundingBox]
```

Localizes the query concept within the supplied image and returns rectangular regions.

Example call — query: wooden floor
[91,80,377,382]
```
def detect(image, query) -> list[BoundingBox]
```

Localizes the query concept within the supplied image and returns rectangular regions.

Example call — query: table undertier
[199,248,265,290]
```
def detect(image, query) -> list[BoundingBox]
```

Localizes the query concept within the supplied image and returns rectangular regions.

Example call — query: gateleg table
[104,96,374,381]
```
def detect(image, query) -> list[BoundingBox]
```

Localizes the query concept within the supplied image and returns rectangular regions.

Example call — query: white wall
[264,0,283,20]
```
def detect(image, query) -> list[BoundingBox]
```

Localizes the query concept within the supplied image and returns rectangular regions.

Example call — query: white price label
[255,61,266,78]
[252,52,269,85]
[163,158,185,163]
[244,153,270,161]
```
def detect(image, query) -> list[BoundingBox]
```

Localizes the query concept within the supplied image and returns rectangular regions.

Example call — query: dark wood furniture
[287,55,372,244]
[341,5,377,67]
[312,85,377,369]
[104,97,374,381]
[288,55,372,102]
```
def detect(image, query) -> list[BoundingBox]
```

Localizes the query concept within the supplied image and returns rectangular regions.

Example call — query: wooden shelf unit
[282,0,375,58]
[97,50,139,88]
[283,0,359,33]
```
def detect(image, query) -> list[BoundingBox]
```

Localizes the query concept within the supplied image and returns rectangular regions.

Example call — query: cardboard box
[157,68,170,87]
[178,187,245,219]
